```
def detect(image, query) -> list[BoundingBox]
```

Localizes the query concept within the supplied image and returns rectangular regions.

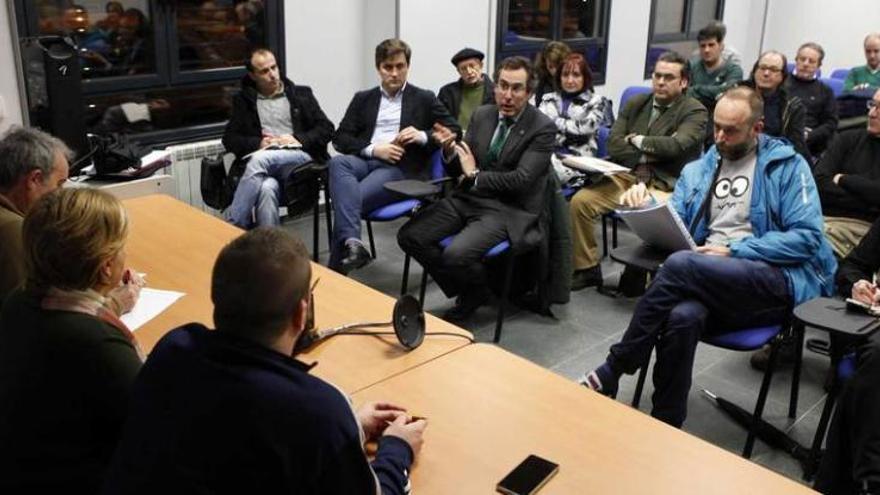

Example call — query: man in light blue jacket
[580,86,837,427]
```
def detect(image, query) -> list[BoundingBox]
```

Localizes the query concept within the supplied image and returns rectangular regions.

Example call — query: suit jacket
[607,92,707,178]
[332,83,460,179]
[446,104,556,247]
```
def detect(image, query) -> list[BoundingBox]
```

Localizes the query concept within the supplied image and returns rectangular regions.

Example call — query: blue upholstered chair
[618,86,652,113]
[829,68,851,80]
[630,321,804,459]
[364,150,444,258]
[821,77,844,98]
[411,236,515,343]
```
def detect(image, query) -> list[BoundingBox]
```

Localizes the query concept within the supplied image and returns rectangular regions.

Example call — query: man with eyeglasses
[569,51,707,291]
[438,48,495,131]
[742,51,810,163]
[579,86,836,428]
[812,89,880,259]
[398,56,556,323]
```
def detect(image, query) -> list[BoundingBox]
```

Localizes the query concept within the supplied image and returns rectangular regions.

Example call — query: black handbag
[200,154,232,210]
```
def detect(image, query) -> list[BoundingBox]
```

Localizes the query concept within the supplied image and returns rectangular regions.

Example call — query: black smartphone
[496,455,559,495]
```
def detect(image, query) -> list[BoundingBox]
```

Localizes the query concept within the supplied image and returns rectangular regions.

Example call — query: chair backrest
[830,68,851,80]
[821,77,844,98]
[618,86,652,115]
[596,125,610,158]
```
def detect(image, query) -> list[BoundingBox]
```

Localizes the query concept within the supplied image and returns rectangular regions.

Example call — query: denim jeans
[607,250,792,427]
[225,149,312,228]
[327,154,405,269]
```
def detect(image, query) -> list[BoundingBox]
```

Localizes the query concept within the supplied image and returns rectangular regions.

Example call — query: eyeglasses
[868,100,879,110]
[757,65,784,73]
[652,72,679,82]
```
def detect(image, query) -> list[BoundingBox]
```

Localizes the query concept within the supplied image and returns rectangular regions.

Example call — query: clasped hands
[373,126,426,163]
[260,133,302,149]
[356,401,427,456]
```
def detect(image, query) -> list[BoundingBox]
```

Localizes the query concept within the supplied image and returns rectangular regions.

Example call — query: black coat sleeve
[814,132,860,210]
[785,99,812,163]
[333,92,372,155]
[222,94,262,158]
[806,85,838,148]
[836,218,880,296]
[293,87,335,157]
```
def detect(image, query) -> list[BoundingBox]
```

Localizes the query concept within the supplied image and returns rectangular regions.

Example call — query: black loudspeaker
[20,36,89,159]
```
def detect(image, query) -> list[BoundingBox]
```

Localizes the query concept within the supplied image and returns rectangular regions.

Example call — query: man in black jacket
[102,228,425,495]
[222,48,334,229]
[815,217,880,495]
[328,39,459,274]
[398,56,555,322]
[784,42,838,158]
[438,47,494,131]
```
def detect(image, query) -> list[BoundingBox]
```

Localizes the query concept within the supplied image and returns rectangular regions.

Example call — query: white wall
[762,0,880,73]
[399,0,493,94]
[722,0,768,70]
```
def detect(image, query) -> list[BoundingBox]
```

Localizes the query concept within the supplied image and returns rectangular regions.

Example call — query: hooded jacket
[670,134,837,305]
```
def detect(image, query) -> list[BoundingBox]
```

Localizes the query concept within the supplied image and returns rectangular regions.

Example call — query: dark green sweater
[0,289,142,493]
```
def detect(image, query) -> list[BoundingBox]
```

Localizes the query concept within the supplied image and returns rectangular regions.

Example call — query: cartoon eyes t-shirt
[705,153,758,246]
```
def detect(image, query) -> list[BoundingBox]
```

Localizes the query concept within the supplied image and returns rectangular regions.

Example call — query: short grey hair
[0,127,73,190]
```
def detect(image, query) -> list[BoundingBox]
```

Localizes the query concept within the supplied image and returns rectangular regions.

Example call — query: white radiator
[164,139,229,213]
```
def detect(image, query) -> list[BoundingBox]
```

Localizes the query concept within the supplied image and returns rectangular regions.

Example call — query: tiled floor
[284,212,831,487]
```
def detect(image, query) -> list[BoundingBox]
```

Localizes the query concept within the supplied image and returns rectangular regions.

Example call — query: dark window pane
[689,0,719,33]
[562,0,604,39]
[502,0,552,47]
[84,82,237,135]
[34,1,156,79]
[176,0,264,71]
[653,0,686,36]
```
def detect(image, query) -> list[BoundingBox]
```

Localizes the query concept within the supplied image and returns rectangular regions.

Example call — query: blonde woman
[0,188,144,493]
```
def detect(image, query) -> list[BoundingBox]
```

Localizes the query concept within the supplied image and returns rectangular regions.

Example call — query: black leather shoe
[571,265,603,291]
[339,243,372,274]
[749,336,798,371]
[442,286,491,323]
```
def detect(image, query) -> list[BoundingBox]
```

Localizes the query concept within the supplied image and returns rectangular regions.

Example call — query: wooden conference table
[122,194,472,393]
[353,345,815,495]
[123,195,814,493]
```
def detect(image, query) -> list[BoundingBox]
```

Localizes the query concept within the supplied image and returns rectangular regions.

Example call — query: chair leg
[612,216,619,249]
[418,265,429,308]
[312,189,320,262]
[805,376,842,480]
[744,337,780,458]
[789,323,805,419]
[601,215,609,258]
[323,192,333,248]
[366,220,376,258]
[494,252,516,343]
[631,358,650,409]
[401,254,411,296]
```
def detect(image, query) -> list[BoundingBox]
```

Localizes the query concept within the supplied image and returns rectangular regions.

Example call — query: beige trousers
[824,216,873,259]
[570,173,672,270]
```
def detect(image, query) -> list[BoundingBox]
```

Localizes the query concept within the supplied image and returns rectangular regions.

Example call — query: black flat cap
[451,48,485,66]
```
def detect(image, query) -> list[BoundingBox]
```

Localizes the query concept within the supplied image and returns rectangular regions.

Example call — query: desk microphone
[294,295,426,353]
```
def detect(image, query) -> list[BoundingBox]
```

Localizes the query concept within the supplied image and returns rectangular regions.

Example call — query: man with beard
[578,86,837,428]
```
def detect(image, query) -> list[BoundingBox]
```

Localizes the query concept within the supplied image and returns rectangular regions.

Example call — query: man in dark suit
[398,56,556,322]
[328,38,459,274]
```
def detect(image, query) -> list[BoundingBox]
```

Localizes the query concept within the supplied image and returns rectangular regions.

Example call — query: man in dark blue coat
[103,228,424,495]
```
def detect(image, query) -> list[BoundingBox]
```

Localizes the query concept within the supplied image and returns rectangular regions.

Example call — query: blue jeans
[608,251,792,427]
[327,155,405,268]
[224,149,312,228]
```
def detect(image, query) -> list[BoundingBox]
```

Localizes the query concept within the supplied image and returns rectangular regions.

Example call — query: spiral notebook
[616,202,696,253]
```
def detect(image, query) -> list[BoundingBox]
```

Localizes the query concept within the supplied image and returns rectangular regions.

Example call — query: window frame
[13,0,286,146]
[495,0,613,86]
[643,0,725,78]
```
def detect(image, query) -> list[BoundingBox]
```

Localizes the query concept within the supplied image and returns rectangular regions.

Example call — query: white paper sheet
[121,287,185,331]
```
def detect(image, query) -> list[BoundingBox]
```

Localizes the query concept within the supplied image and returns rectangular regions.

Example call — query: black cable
[337,330,476,344]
